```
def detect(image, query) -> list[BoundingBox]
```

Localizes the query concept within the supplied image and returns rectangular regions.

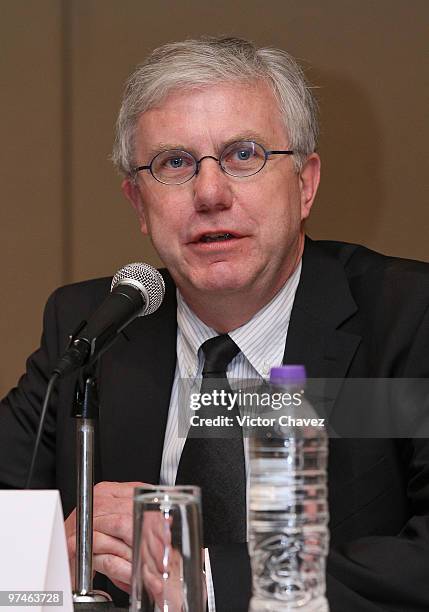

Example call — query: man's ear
[299,153,321,221]
[122,178,149,235]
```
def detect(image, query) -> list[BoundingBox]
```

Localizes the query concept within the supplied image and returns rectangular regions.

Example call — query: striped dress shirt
[159,260,301,610]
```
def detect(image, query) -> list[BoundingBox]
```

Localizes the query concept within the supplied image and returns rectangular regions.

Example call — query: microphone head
[111,262,165,315]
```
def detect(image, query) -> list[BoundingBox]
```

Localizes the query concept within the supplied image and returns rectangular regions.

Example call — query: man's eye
[160,155,195,171]
[166,157,184,168]
[224,143,260,163]
[236,149,251,161]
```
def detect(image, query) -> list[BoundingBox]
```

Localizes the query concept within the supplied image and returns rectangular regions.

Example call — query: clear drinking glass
[130,486,204,612]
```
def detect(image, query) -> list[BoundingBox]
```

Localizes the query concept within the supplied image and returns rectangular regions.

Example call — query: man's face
[123,81,320,304]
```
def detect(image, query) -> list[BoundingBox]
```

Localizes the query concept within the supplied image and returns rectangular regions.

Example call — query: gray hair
[112,36,319,177]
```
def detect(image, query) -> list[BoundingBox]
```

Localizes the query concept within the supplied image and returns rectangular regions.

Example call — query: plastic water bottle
[248,365,329,611]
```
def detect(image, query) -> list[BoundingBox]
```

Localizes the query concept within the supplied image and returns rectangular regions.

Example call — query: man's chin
[187,272,251,295]
[171,261,257,297]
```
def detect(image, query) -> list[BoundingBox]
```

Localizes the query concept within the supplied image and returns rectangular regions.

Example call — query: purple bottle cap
[269,365,307,385]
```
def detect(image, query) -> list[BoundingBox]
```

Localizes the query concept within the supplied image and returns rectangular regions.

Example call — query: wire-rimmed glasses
[133,140,294,185]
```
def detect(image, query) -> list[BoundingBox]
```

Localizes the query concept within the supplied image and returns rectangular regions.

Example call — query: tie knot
[201,335,240,377]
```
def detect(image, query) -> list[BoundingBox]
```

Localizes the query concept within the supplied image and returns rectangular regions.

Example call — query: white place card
[0,490,73,611]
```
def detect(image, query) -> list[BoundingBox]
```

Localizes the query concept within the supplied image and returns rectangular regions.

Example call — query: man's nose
[193,156,233,211]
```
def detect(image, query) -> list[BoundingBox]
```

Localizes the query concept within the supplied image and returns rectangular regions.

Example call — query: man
[1,36,429,611]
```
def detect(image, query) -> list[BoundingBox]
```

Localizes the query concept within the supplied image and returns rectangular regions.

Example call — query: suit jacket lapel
[97,270,177,484]
[284,238,362,417]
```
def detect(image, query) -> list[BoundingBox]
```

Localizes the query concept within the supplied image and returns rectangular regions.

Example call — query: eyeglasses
[133,140,294,185]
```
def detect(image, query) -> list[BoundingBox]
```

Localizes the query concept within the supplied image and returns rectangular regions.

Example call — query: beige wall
[1,0,428,395]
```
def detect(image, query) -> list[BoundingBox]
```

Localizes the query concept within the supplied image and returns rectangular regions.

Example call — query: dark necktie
[176,334,246,546]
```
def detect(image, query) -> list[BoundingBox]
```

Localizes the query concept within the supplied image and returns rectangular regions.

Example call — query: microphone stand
[72,363,113,607]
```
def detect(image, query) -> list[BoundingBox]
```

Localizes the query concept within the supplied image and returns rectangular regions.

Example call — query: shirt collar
[229,261,301,377]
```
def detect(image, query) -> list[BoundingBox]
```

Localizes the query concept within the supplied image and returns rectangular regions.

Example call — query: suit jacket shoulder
[315,238,429,287]
[300,239,429,377]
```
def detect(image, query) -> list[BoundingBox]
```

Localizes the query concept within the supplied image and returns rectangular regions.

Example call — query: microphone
[52,262,165,378]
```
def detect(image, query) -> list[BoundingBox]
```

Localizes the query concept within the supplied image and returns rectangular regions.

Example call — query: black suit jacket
[1,238,429,611]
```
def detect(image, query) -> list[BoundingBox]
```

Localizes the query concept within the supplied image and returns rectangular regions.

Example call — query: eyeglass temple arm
[265,150,294,156]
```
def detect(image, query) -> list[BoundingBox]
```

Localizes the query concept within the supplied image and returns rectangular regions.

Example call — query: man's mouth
[199,232,235,243]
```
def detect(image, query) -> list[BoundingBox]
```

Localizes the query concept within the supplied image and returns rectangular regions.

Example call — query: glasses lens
[221,141,266,177]
[152,150,196,184]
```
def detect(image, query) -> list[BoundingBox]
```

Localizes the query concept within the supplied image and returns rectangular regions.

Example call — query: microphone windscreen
[111,262,165,316]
